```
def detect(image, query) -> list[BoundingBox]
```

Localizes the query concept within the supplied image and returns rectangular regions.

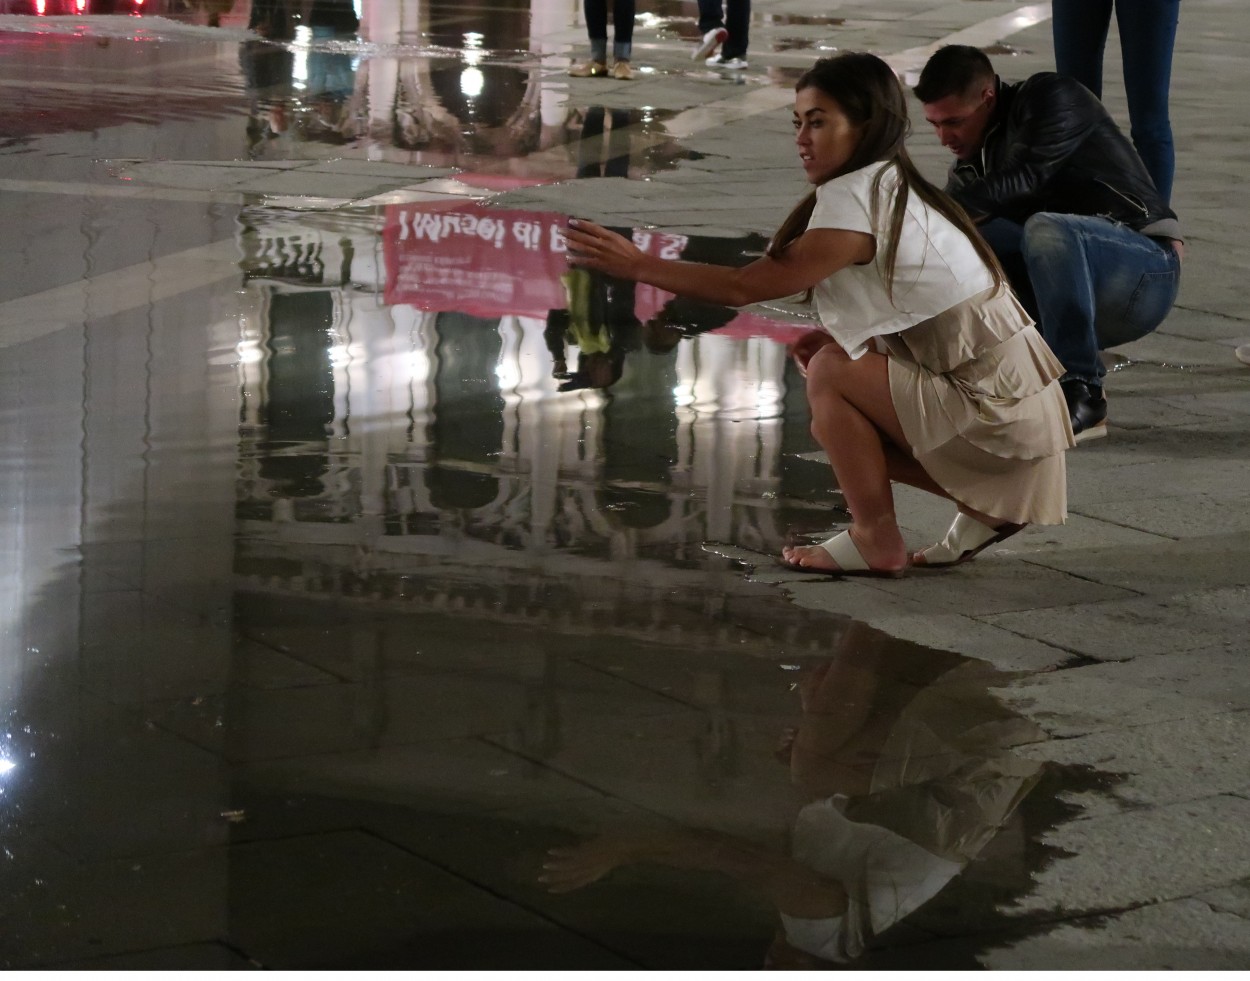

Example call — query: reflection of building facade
[234,203,810,591]
[241,0,687,178]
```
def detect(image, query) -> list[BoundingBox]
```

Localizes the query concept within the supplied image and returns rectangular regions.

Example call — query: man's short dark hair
[913,45,995,103]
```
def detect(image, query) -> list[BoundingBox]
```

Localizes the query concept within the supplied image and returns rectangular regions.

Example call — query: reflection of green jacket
[546,269,640,359]
[559,270,614,354]
[560,269,612,354]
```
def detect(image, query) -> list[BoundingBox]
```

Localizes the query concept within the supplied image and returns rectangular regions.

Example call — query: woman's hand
[788,329,836,377]
[562,219,646,280]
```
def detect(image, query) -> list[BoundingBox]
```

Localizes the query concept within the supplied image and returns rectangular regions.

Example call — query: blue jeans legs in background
[1009,213,1181,385]
[697,0,749,59]
[584,0,636,61]
[1052,0,1180,201]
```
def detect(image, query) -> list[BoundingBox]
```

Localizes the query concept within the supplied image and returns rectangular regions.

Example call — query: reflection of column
[425,312,505,512]
[671,332,792,544]
[531,0,573,141]
[2,272,241,959]
[340,295,393,528]
[507,313,567,547]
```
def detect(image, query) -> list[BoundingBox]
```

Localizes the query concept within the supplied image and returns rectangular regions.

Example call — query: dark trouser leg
[1051,0,1113,97]
[582,0,608,62]
[1020,213,1181,385]
[977,218,1038,319]
[723,0,749,59]
[1116,0,1180,202]
[696,0,725,35]
[611,0,635,60]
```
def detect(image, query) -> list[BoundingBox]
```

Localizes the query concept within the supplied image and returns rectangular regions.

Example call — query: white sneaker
[693,26,728,60]
[1236,343,1250,366]
[706,54,748,69]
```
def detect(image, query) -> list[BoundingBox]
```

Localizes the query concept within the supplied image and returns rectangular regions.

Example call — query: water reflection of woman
[540,622,1043,967]
[563,53,1073,578]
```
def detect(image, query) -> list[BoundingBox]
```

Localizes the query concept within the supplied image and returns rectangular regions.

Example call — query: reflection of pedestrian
[693,0,750,70]
[545,268,640,392]
[240,26,294,151]
[1052,0,1180,202]
[575,106,632,179]
[568,0,636,80]
[247,0,296,39]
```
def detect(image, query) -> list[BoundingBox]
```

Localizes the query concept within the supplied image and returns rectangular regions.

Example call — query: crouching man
[914,45,1183,442]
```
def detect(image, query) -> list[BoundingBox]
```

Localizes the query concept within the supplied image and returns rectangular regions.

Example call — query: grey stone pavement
[496,0,1250,967]
[1,0,1249,970]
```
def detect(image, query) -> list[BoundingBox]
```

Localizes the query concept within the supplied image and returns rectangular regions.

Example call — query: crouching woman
[562,52,1074,577]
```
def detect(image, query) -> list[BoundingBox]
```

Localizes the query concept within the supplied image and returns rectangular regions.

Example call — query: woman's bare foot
[781,525,907,574]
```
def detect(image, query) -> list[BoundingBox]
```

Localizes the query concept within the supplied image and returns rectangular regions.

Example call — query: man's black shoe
[1061,379,1108,443]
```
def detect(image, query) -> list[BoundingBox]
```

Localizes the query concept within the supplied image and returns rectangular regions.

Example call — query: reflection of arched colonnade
[235,212,802,572]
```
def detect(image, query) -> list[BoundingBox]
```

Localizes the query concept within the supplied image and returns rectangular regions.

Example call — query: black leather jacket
[946,73,1181,239]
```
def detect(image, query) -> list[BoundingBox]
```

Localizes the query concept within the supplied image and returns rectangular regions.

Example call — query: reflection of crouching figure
[545,267,640,392]
[541,623,1043,967]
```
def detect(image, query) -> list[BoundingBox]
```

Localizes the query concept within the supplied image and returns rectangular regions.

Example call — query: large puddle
[0,1,1106,969]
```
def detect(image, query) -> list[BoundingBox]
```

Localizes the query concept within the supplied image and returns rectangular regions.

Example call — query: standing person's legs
[694,0,728,59]
[1115,0,1180,201]
[1052,0,1114,97]
[610,0,635,63]
[572,0,609,70]
[722,0,750,61]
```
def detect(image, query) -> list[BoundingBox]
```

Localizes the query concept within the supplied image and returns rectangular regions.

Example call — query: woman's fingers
[561,219,641,271]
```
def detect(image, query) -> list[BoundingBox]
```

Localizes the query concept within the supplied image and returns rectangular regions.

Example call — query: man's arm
[950,75,1104,220]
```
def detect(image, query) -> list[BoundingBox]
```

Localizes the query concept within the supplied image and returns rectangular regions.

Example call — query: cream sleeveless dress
[807,163,1073,525]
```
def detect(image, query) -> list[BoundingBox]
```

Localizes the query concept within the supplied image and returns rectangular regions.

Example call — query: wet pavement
[3,0,1250,970]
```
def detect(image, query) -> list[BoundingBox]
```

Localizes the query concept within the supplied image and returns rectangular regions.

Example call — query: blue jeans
[584,0,635,61]
[697,0,750,59]
[1052,0,1180,201]
[981,215,1181,386]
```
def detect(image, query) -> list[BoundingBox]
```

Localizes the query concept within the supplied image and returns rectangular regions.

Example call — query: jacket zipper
[1097,178,1149,218]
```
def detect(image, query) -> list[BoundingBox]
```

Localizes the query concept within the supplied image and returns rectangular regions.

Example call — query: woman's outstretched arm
[563,219,874,308]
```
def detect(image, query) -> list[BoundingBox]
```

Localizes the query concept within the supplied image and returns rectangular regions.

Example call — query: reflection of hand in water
[541,830,849,920]
[544,265,639,392]
[541,837,641,893]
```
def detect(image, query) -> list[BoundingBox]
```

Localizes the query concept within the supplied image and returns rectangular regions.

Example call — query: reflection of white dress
[780,796,963,963]
[780,662,1044,963]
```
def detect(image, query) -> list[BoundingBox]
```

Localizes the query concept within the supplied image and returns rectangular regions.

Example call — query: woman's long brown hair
[768,52,1005,301]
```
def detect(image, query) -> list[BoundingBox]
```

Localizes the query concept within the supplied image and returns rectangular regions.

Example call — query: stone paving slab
[1005,794,1250,917]
[997,642,1250,738]
[982,899,1250,970]
[1015,710,1250,815]
[982,585,1249,661]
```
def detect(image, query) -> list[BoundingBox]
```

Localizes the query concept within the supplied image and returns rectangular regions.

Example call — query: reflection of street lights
[460,68,484,98]
[462,32,484,102]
